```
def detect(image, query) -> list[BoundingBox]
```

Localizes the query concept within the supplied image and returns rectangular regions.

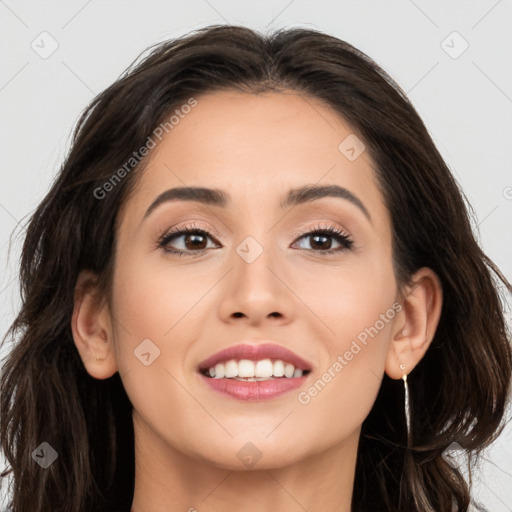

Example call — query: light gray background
[0,0,511,510]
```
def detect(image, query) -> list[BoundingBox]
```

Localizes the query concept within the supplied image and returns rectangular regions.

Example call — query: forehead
[120,90,389,233]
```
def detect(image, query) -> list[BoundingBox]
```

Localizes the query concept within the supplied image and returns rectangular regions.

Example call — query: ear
[385,267,443,379]
[71,270,118,379]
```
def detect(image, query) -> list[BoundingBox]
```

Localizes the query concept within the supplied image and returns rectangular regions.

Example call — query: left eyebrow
[143,187,228,219]
[142,184,371,223]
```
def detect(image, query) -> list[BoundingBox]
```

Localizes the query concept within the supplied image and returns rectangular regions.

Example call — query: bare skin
[72,90,442,511]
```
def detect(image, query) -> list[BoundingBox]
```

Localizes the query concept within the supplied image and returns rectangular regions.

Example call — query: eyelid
[157,221,222,242]
[292,222,351,240]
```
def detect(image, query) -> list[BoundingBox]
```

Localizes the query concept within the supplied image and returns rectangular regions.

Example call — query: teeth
[238,359,255,378]
[214,363,225,379]
[207,359,306,380]
[284,363,295,378]
[255,359,273,378]
[273,360,285,377]
[224,360,238,378]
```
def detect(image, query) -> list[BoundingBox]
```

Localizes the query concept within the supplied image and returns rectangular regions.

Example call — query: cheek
[108,258,218,442]
[110,256,219,367]
[293,260,397,429]
[299,253,397,352]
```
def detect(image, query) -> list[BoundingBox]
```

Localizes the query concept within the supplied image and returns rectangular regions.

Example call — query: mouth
[198,342,312,379]
[197,343,312,400]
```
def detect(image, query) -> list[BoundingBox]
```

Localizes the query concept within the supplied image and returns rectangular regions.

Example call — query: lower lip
[199,374,307,401]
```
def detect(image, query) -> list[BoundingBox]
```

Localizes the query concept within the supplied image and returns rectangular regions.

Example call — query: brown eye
[308,234,333,250]
[158,227,220,254]
[182,233,208,250]
[293,226,353,253]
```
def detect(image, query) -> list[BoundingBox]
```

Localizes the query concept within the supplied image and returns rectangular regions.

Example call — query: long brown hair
[1,25,511,512]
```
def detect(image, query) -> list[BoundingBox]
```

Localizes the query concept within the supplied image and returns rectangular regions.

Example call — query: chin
[188,436,313,471]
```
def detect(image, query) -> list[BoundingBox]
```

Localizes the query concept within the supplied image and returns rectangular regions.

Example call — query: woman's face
[109,90,402,470]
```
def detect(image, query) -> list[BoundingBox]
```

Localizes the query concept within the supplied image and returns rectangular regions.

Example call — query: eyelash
[157,223,354,256]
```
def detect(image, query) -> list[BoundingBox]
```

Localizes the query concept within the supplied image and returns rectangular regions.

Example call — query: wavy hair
[1,24,511,512]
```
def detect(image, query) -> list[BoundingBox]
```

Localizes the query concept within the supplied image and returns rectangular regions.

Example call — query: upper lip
[198,342,313,372]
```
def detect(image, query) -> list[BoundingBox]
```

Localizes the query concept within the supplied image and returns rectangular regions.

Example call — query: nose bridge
[233,233,281,297]
[216,230,293,324]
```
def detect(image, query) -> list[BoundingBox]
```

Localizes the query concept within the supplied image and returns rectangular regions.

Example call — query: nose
[216,239,295,327]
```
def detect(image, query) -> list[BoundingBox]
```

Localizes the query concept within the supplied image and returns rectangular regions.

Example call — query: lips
[197,342,312,401]
[198,343,313,372]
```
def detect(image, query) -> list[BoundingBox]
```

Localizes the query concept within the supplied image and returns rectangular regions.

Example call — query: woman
[1,24,510,512]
